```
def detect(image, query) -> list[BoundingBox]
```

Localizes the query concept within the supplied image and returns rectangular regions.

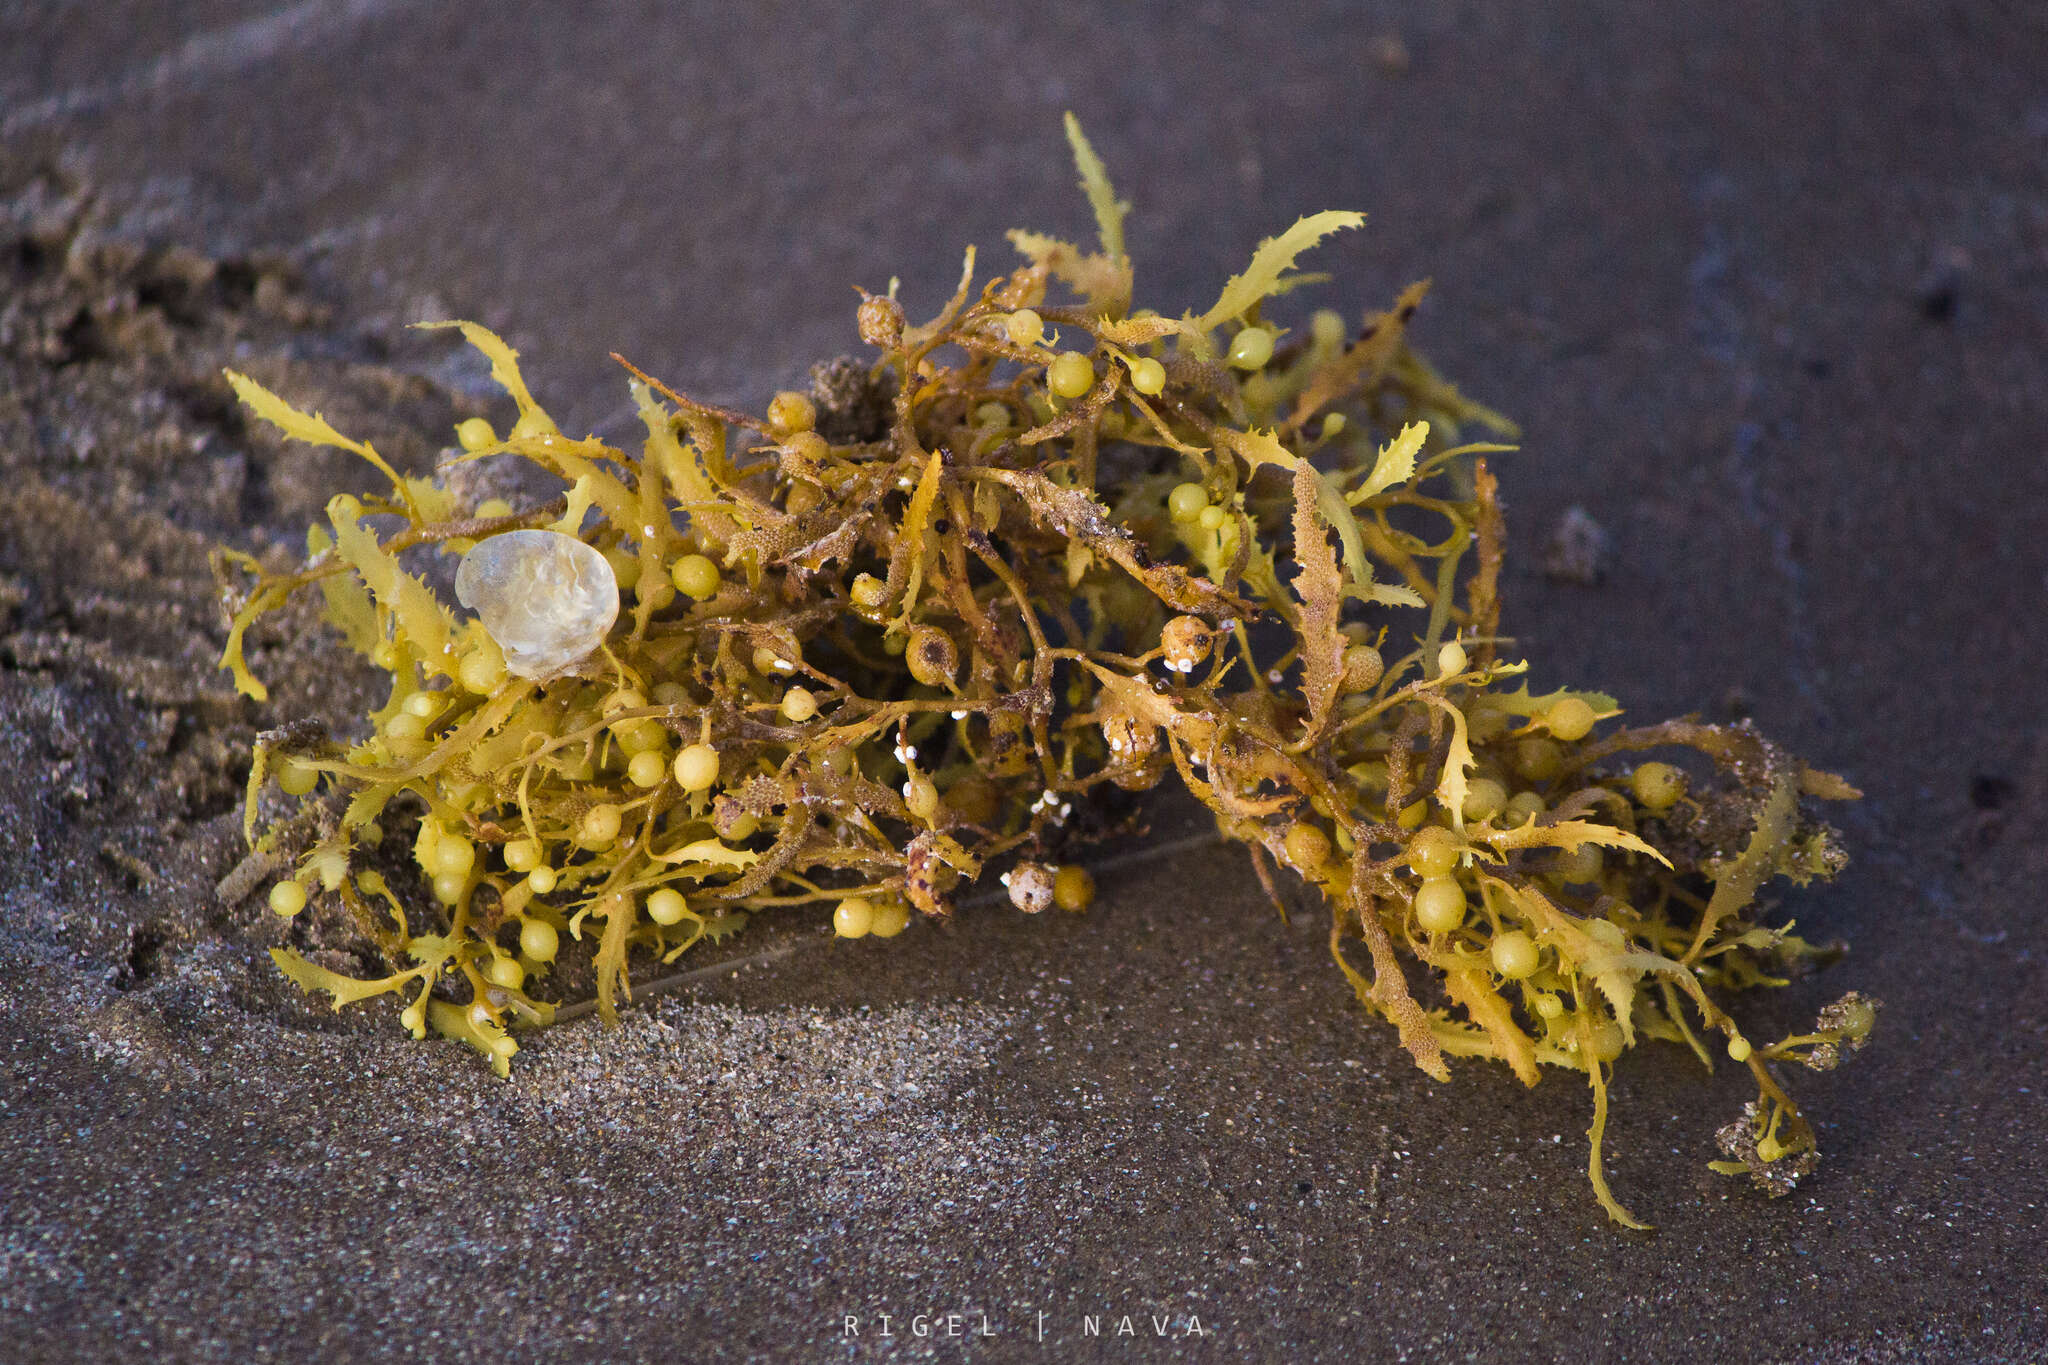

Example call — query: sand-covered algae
[215,119,1872,1225]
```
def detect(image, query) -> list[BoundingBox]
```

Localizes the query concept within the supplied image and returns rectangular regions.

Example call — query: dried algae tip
[215,115,1872,1227]
[454,530,619,679]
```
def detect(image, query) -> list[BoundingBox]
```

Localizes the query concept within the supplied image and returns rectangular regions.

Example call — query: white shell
[455,530,619,679]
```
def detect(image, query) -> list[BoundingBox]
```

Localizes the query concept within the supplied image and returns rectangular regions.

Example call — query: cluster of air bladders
[217,120,1873,1226]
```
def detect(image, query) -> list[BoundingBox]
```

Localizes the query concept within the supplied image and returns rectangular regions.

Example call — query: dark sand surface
[3,3,2045,1361]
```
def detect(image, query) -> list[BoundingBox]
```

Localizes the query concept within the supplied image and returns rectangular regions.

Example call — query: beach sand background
[2,4,2044,1360]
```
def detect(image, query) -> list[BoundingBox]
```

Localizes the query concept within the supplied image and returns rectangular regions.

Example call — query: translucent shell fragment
[454,530,619,679]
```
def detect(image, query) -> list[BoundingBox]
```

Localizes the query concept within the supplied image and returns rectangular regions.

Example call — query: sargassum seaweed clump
[216,116,1874,1227]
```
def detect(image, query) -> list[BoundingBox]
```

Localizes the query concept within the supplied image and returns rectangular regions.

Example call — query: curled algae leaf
[454,529,619,679]
[215,114,1873,1227]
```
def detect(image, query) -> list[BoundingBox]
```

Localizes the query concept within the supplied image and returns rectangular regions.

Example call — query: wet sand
[3,4,2044,1360]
